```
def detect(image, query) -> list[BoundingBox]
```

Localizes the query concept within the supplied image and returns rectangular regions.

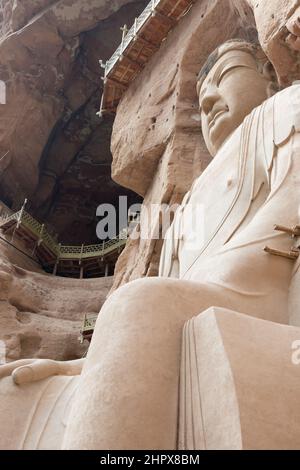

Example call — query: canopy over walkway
[0,204,127,279]
[79,314,98,343]
[99,0,196,116]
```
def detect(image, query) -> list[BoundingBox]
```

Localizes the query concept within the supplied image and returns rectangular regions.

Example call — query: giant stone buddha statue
[1,39,300,450]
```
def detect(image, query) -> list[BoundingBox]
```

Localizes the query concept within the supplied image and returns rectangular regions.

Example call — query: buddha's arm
[159,223,180,278]
[159,193,193,278]
[235,128,300,259]
[245,1,300,83]
[286,9,300,51]
[246,0,300,50]
[0,358,85,385]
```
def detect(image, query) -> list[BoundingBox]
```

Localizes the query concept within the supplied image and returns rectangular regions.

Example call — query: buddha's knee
[98,277,195,329]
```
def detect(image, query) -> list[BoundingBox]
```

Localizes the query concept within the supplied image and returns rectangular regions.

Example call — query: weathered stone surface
[0,0,146,244]
[0,0,148,362]
[246,0,300,85]
[0,237,113,361]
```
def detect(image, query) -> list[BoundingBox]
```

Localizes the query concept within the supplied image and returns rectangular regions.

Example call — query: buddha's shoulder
[277,83,300,95]
[264,84,300,147]
[273,83,300,114]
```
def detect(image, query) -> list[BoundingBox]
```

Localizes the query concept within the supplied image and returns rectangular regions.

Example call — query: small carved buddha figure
[1,39,300,450]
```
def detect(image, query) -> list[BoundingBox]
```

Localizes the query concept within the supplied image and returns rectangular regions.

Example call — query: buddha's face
[198,49,271,156]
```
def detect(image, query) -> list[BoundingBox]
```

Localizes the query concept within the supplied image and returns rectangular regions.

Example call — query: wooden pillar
[53,244,60,277]
[79,244,84,279]
[120,24,128,50]
[80,265,84,279]
[105,264,109,277]
[32,223,44,256]
[10,199,27,244]
[53,261,58,276]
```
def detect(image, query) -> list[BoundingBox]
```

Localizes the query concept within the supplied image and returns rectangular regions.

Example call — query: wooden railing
[103,0,161,77]
[0,209,128,261]
[79,314,98,343]
[99,0,195,115]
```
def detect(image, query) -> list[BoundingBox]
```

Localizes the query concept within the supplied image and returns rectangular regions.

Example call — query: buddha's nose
[200,89,220,115]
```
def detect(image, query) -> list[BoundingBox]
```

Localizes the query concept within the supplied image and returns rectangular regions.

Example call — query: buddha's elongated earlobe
[262,61,279,97]
[266,81,280,98]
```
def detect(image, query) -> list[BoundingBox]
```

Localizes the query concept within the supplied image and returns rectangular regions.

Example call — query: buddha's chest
[176,128,266,276]
[187,147,241,233]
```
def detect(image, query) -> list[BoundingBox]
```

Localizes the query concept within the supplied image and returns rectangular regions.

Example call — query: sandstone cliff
[0,236,113,361]
[0,0,146,243]
[0,0,148,361]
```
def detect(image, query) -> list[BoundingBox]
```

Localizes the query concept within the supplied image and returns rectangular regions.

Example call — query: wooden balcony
[99,0,196,116]
[0,206,127,278]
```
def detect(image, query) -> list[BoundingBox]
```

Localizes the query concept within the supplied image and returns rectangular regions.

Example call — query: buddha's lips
[208,109,228,129]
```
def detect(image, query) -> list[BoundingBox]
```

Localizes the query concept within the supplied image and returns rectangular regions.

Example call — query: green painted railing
[79,314,98,343]
[1,209,128,261]
[82,314,98,332]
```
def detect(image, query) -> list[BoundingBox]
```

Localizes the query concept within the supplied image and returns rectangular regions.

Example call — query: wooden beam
[274,224,300,237]
[120,54,143,71]
[168,0,197,18]
[104,76,128,91]
[153,10,177,27]
[135,34,160,50]
[264,246,299,260]
[168,0,186,16]
[99,107,117,116]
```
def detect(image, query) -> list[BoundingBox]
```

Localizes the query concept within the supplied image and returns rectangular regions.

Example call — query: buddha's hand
[286,10,300,51]
[0,358,85,385]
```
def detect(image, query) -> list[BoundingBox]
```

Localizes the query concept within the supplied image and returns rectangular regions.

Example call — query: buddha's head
[197,39,279,157]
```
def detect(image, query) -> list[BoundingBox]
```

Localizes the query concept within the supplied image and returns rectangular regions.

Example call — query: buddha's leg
[0,374,80,450]
[179,306,300,450]
[0,358,85,384]
[0,360,84,449]
[62,277,258,450]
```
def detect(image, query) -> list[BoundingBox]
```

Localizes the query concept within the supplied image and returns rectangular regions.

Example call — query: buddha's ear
[262,61,280,96]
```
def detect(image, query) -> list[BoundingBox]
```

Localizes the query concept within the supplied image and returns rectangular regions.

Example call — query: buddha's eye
[217,66,241,87]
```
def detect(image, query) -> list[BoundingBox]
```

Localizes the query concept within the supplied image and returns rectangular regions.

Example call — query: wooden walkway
[0,207,127,279]
[99,0,196,115]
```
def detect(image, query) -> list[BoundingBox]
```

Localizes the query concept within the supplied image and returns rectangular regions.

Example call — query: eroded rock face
[0,0,146,244]
[0,238,112,361]
[246,0,300,85]
[0,0,148,363]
